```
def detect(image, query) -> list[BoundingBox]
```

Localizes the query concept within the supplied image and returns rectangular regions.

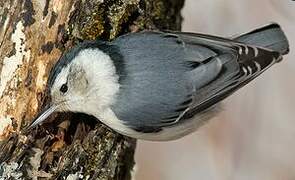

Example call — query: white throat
[73,48,120,112]
[71,48,133,137]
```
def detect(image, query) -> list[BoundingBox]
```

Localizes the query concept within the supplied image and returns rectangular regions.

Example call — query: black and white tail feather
[178,23,289,121]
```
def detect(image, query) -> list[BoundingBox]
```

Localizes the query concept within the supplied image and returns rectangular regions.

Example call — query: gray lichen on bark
[0,0,184,179]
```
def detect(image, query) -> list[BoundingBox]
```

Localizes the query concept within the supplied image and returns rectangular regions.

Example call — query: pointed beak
[28,103,59,129]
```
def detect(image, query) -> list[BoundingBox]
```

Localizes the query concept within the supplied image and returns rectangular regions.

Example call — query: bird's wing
[173,32,281,121]
[110,31,280,133]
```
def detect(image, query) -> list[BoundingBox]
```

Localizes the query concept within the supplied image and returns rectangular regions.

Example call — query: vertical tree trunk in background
[0,0,184,179]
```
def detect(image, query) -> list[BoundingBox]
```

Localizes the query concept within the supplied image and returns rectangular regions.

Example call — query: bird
[29,23,289,141]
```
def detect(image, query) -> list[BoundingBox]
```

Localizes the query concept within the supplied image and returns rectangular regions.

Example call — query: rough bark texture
[0,0,184,179]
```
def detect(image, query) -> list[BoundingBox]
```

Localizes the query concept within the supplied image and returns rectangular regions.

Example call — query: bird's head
[29,42,120,128]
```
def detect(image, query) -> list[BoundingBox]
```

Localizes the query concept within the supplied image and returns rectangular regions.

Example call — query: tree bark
[0,0,184,179]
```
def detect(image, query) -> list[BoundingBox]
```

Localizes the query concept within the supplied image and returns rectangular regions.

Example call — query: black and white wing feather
[175,32,282,122]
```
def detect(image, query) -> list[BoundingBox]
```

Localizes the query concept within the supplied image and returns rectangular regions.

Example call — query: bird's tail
[187,24,289,117]
[234,23,289,55]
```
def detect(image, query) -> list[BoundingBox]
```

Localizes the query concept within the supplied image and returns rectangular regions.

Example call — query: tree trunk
[0,0,184,179]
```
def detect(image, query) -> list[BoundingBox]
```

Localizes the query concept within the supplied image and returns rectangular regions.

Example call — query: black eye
[60,84,68,93]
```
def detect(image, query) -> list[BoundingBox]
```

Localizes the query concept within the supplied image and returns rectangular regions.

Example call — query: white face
[29,48,120,128]
[50,61,91,113]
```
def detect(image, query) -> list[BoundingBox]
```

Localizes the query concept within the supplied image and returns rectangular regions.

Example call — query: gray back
[110,32,227,132]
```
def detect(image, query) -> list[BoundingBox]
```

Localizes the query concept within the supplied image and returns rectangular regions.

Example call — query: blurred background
[135,0,295,180]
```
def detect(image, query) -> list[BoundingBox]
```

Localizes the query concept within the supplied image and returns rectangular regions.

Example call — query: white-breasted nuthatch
[29,23,289,141]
